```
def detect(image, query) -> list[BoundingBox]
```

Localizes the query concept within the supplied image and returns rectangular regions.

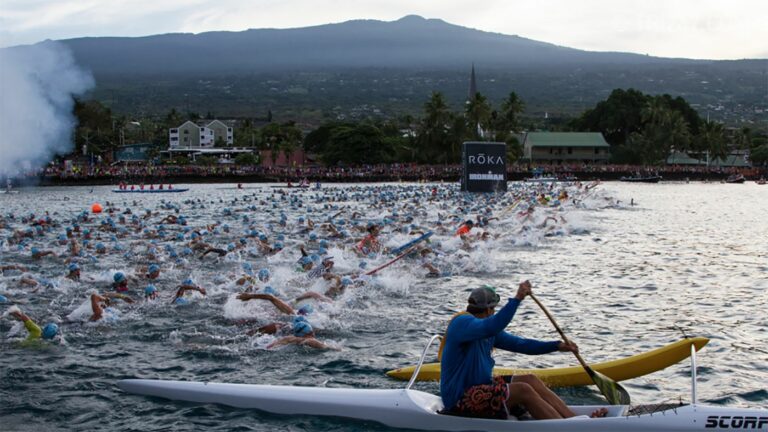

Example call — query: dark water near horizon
[0,182,766,431]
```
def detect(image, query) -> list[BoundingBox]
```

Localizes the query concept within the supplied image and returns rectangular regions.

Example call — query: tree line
[71,88,767,167]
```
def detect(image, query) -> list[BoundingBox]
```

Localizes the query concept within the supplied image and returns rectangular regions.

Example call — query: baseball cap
[468,285,500,309]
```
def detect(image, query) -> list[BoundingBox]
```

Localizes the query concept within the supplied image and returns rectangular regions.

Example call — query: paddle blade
[587,367,631,405]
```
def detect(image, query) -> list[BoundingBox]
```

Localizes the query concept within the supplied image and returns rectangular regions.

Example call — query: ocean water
[0,182,766,431]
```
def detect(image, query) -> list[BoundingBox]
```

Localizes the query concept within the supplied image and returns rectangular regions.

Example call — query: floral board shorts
[451,376,510,419]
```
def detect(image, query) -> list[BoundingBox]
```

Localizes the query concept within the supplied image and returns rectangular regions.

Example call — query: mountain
[59,15,693,76]
[24,16,767,123]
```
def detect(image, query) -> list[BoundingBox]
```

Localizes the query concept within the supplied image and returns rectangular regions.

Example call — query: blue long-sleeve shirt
[439,298,561,409]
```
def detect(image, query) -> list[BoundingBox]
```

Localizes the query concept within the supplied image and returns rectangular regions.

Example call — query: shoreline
[10,170,764,187]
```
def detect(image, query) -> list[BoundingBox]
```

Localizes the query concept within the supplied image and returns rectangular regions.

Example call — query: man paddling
[440,282,607,420]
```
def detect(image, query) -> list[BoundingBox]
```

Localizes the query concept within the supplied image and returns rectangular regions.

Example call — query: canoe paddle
[529,293,631,405]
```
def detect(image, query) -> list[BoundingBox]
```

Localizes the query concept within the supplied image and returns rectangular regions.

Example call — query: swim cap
[273,242,283,250]
[258,268,270,282]
[309,233,317,241]
[358,261,367,269]
[42,323,59,340]
[145,284,157,296]
[242,262,254,274]
[310,254,320,263]
[341,277,353,286]
[468,285,500,309]
[258,234,267,242]
[318,247,327,256]
[227,243,235,252]
[263,286,277,295]
[239,238,247,245]
[0,294,8,303]
[68,263,80,272]
[148,264,160,274]
[183,278,194,286]
[297,304,314,315]
[96,243,106,251]
[113,272,126,283]
[299,256,312,266]
[174,297,190,305]
[31,247,40,255]
[292,320,313,337]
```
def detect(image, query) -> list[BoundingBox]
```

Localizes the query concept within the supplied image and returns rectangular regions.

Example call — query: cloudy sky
[1,0,766,59]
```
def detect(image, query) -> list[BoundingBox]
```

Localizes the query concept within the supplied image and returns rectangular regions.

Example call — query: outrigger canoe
[387,337,709,385]
[112,188,189,193]
[118,337,767,432]
[117,380,767,432]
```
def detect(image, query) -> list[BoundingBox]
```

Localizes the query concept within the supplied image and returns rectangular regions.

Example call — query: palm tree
[465,92,491,140]
[498,91,525,134]
[699,121,727,166]
[417,92,452,162]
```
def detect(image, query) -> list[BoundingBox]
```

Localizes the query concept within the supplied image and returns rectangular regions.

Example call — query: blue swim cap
[299,256,312,265]
[239,238,247,245]
[42,323,59,340]
[183,278,194,286]
[319,240,329,248]
[113,272,126,283]
[276,234,285,241]
[0,294,8,303]
[292,320,313,336]
[309,233,317,241]
[258,268,270,281]
[341,277,353,286]
[242,262,254,274]
[359,261,368,269]
[273,242,283,250]
[148,264,160,274]
[318,247,327,256]
[174,297,190,305]
[227,243,235,251]
[258,234,267,242]
[182,247,193,256]
[263,286,277,295]
[68,263,79,272]
[145,284,157,296]
[31,247,40,255]
[96,243,106,250]
[176,233,185,241]
[310,254,320,263]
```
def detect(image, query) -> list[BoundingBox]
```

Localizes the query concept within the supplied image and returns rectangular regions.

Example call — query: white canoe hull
[117,380,768,431]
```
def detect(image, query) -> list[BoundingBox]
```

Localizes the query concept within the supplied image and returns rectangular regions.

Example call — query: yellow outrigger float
[386,337,709,386]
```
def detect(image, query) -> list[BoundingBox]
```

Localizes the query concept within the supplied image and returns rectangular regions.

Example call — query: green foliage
[194,155,217,166]
[322,123,394,165]
[234,152,258,165]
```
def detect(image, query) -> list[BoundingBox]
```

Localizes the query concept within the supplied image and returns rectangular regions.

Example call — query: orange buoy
[91,203,103,213]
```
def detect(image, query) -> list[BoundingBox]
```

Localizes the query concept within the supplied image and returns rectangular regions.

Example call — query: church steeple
[468,63,477,102]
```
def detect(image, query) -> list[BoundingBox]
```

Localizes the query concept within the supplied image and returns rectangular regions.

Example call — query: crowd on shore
[4,161,766,185]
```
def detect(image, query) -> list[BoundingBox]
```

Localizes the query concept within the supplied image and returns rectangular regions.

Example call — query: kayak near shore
[387,337,709,385]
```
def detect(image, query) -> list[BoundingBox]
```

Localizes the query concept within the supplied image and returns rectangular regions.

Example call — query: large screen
[461,141,507,192]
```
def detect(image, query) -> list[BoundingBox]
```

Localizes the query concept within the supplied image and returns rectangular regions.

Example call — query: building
[522,132,610,164]
[167,119,247,162]
[169,120,234,149]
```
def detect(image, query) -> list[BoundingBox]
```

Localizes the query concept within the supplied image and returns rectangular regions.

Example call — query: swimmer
[266,319,337,350]
[7,307,59,341]
[66,263,81,280]
[89,292,134,321]
[171,279,207,304]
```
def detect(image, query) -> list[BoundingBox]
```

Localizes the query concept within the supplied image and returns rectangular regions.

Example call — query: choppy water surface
[1,182,766,431]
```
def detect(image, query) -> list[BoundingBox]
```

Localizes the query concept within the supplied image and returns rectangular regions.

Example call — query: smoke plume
[0,41,94,176]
